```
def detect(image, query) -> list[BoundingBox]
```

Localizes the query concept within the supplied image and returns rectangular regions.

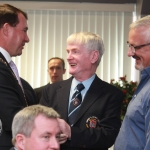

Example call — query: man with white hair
[40,32,124,150]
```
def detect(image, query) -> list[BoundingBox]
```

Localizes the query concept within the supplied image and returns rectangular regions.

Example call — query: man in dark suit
[40,32,124,150]
[0,4,38,150]
[34,57,66,101]
[10,105,61,150]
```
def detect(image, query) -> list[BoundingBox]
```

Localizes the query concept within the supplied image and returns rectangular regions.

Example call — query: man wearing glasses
[114,15,150,150]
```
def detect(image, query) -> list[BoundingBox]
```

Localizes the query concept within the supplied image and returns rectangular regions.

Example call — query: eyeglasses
[127,41,150,53]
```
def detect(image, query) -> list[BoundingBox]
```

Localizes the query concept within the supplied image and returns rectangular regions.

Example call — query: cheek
[49,70,53,74]
[82,57,91,66]
[140,54,148,61]
[26,139,47,150]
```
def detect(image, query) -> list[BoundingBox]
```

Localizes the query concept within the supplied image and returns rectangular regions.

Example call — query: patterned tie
[9,60,23,90]
[68,83,85,126]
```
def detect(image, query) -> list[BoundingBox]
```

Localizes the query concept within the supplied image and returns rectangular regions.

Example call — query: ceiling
[5,0,150,16]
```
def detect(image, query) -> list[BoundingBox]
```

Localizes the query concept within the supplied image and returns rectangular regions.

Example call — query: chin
[17,52,22,56]
[69,70,74,75]
[135,64,144,71]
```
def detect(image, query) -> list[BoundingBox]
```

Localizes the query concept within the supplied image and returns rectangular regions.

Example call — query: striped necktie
[68,83,85,126]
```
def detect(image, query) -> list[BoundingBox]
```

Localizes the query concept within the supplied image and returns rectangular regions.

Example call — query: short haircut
[130,15,150,29]
[12,105,60,145]
[129,15,150,41]
[67,32,105,66]
[0,4,28,28]
[48,57,65,70]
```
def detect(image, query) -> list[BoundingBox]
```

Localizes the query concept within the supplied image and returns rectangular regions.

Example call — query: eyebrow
[127,41,134,46]
[43,131,61,135]
[66,48,78,51]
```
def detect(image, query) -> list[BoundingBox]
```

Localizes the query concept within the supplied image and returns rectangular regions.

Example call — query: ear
[90,50,99,64]
[2,23,10,36]
[15,134,26,150]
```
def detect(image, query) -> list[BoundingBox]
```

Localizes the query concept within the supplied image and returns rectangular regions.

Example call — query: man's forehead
[49,60,62,65]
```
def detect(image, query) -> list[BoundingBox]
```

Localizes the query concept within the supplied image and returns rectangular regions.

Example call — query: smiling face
[6,13,29,56]
[66,44,97,81]
[21,115,60,150]
[127,27,150,71]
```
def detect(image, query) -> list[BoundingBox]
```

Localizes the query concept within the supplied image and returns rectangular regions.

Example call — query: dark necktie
[68,83,85,126]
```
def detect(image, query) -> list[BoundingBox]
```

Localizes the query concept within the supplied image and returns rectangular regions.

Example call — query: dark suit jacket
[34,83,49,102]
[40,76,124,150]
[0,52,38,149]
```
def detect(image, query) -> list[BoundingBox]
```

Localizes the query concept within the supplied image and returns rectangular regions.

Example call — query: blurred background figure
[48,57,66,83]
[34,57,66,101]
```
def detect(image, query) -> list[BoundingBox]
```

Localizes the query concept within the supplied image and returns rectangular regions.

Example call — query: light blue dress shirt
[114,66,150,150]
[68,74,96,113]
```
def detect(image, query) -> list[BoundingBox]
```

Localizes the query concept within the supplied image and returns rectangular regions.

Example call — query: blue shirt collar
[141,66,150,78]
[71,74,96,92]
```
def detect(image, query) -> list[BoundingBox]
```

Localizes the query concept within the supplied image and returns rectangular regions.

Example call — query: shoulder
[48,77,72,88]
[34,85,47,92]
[9,147,15,150]
[43,77,73,93]
[94,75,123,94]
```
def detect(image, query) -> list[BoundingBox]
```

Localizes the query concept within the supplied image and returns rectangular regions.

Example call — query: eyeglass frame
[127,41,150,53]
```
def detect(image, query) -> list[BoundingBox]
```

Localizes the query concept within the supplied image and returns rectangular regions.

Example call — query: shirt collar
[72,74,96,92]
[141,66,150,77]
[0,47,11,63]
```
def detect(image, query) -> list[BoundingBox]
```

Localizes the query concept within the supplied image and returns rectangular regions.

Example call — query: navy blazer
[40,76,124,150]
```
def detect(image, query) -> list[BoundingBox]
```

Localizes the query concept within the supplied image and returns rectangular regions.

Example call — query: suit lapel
[73,76,105,124]
[0,52,9,67]
[0,52,27,106]
[57,77,73,121]
[0,52,17,81]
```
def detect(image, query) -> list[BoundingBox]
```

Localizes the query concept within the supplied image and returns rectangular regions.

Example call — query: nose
[25,34,30,43]
[127,48,134,57]
[67,52,73,60]
[49,138,60,150]
[53,69,57,73]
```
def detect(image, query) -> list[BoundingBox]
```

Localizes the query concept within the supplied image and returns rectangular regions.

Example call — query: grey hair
[12,104,60,145]
[129,15,150,41]
[67,32,105,66]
